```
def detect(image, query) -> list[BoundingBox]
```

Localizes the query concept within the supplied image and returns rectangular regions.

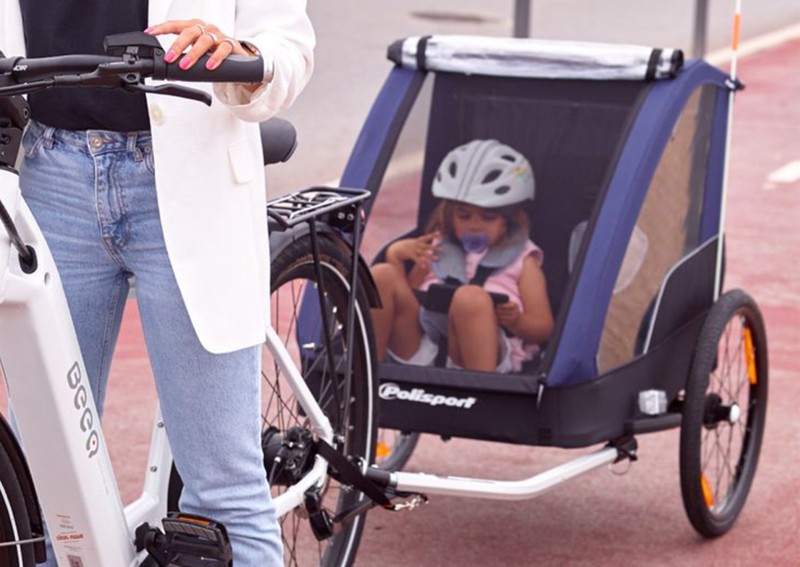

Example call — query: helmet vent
[448,162,458,177]
[482,170,502,184]
[494,185,511,195]
[501,154,516,162]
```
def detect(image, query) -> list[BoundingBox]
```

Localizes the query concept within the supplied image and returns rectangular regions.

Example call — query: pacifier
[459,233,490,254]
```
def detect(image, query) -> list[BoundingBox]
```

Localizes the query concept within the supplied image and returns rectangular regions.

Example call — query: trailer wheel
[375,430,420,472]
[679,289,768,538]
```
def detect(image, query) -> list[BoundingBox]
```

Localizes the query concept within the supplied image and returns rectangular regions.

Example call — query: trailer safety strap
[645,48,662,81]
[416,35,432,72]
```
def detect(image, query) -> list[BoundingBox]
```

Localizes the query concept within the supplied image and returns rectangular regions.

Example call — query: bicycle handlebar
[0,32,264,104]
[0,55,119,80]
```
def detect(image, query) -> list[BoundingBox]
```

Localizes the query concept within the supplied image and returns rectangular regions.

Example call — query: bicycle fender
[268,222,381,309]
[0,413,46,562]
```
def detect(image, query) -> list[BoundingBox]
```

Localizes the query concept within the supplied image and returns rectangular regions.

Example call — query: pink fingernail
[144,26,155,34]
[205,58,219,71]
[179,55,192,70]
[164,49,177,63]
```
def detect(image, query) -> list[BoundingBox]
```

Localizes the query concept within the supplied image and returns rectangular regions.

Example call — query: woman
[1,1,315,565]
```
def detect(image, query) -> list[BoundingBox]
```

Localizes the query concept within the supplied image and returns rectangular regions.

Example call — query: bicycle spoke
[265,240,375,566]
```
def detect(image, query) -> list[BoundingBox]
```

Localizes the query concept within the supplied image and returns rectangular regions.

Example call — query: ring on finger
[194,23,206,36]
[221,37,239,50]
[205,31,219,45]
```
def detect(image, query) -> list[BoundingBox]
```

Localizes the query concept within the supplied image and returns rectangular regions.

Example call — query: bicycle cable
[0,535,46,549]
[0,198,36,269]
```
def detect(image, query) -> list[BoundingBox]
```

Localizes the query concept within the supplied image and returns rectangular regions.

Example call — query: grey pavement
[267,0,800,196]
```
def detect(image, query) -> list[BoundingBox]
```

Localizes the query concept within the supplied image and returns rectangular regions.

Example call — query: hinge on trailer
[609,436,638,464]
[725,77,745,91]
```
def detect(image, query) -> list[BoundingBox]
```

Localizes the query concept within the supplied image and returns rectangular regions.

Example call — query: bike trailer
[339,35,744,448]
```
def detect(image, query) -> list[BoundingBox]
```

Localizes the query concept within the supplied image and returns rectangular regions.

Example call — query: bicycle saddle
[259,117,297,166]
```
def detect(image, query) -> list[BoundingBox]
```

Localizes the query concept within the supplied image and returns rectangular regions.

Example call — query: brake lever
[94,59,213,105]
[123,83,212,106]
[49,73,210,106]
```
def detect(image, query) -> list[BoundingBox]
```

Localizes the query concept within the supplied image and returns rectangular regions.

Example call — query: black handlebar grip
[1,55,119,82]
[158,54,264,83]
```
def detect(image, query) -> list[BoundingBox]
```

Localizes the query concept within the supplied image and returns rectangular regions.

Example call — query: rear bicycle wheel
[0,445,36,566]
[267,234,378,566]
[168,233,378,566]
[679,289,768,538]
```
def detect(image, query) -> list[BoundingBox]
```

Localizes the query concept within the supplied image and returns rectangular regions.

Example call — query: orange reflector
[732,13,741,51]
[376,442,391,458]
[701,474,714,508]
[178,515,212,526]
[743,327,757,385]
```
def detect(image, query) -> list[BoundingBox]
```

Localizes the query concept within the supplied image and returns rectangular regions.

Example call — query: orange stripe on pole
[732,12,742,50]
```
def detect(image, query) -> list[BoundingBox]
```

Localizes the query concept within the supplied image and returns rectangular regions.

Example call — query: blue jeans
[19,120,282,566]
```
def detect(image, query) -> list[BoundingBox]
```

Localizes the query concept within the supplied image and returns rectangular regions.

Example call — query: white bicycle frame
[0,170,335,566]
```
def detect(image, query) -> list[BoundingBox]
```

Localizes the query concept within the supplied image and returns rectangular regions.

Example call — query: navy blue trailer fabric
[547,61,730,387]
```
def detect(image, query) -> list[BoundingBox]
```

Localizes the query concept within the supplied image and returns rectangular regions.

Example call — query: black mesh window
[417,74,646,317]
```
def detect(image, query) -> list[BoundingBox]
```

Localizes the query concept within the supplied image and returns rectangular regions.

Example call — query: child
[371,139,554,373]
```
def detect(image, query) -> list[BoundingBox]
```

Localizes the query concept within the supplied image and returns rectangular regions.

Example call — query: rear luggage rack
[267,187,371,230]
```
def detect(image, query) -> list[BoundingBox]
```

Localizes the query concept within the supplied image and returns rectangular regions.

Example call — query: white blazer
[1,0,315,353]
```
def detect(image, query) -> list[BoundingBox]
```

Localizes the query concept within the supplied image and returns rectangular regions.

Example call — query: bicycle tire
[268,234,378,566]
[679,289,768,538]
[0,444,36,566]
[375,430,420,472]
[169,233,378,567]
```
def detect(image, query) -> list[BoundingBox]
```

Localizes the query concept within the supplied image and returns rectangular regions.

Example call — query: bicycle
[0,31,401,566]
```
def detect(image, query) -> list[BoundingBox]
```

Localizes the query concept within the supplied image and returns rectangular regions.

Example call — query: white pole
[713,0,743,301]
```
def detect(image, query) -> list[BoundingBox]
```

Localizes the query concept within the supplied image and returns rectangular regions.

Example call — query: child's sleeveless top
[419,233,544,372]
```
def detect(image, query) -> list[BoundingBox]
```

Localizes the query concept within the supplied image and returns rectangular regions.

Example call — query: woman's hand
[145,19,255,72]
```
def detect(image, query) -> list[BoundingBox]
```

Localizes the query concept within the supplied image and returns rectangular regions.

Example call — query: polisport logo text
[379,382,477,409]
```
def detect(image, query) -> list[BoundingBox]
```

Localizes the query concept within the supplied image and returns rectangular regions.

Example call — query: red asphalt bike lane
[1,37,797,566]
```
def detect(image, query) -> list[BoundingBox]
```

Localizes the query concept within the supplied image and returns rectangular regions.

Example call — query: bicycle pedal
[136,513,232,567]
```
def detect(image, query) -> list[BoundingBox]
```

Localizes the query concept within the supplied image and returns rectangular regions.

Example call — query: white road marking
[706,22,800,66]
[767,160,800,184]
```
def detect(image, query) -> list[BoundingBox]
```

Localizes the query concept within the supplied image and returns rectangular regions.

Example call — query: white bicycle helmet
[432,139,535,208]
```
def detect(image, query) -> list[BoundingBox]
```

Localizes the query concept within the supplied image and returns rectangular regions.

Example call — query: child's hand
[495,301,522,333]
[392,231,440,270]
